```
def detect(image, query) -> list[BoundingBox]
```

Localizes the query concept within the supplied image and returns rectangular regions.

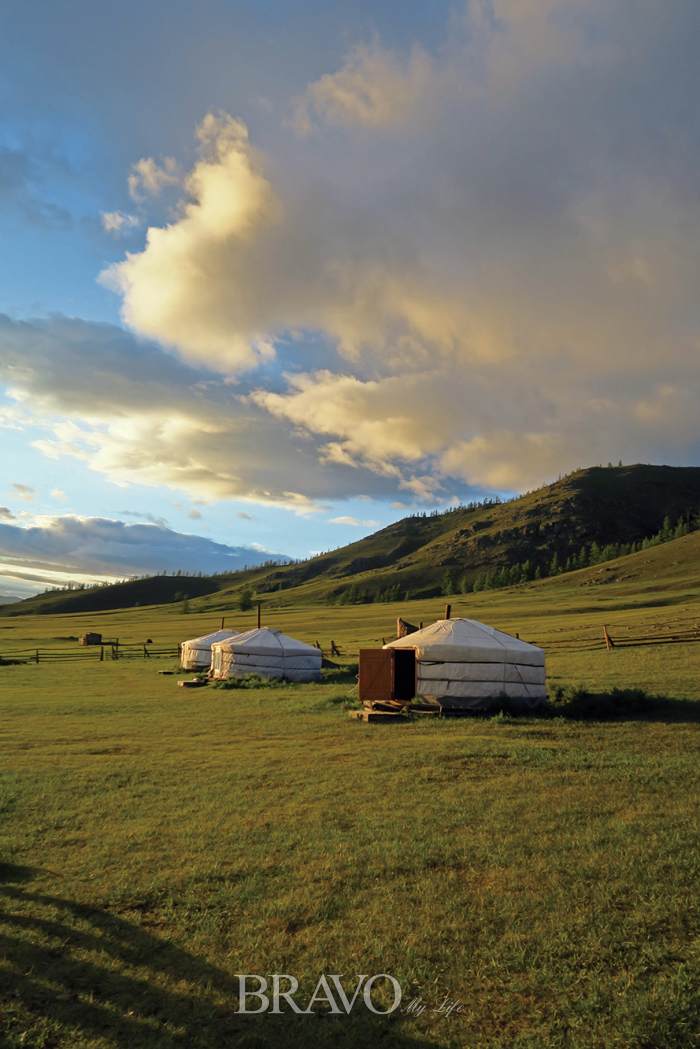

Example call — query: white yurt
[384,618,546,711]
[211,627,323,683]
[180,629,239,671]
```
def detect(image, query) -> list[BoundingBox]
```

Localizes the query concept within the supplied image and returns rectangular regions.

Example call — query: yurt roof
[384,618,544,665]
[182,629,239,650]
[213,626,320,659]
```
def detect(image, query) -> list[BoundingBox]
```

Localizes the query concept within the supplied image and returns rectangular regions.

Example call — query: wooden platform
[349,709,408,723]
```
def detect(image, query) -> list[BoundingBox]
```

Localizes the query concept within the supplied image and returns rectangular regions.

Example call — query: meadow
[1,576,700,1048]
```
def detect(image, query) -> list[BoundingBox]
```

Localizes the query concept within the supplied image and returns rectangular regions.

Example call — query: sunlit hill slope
[3,464,700,616]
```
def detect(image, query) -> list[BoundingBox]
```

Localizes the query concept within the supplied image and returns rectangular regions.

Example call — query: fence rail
[0,644,181,664]
[2,623,700,666]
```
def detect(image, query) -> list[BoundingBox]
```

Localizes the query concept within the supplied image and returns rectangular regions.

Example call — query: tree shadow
[545,687,700,723]
[0,867,446,1049]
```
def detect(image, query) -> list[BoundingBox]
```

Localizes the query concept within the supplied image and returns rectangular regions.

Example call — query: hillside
[3,463,700,616]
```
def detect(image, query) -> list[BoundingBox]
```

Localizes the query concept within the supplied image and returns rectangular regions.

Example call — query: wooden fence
[0,643,181,665]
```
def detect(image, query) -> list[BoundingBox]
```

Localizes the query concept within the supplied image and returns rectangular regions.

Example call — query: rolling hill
[3,463,700,617]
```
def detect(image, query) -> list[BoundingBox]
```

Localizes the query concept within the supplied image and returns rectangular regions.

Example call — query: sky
[1,0,699,599]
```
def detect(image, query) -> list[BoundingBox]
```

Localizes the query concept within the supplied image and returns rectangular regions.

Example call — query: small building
[180,629,239,671]
[211,627,322,683]
[79,633,102,646]
[359,618,546,712]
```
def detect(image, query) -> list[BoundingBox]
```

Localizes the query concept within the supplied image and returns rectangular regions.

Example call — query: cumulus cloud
[0,514,287,582]
[6,1,700,504]
[103,115,280,370]
[50,489,69,502]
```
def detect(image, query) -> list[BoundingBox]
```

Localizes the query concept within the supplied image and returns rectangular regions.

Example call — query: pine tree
[441,569,455,596]
[674,517,688,540]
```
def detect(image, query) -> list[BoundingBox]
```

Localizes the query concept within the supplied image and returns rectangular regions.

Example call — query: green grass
[2,641,700,1046]
[2,572,700,1047]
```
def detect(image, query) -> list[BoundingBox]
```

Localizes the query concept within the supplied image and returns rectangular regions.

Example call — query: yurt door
[359,649,393,704]
[359,649,416,704]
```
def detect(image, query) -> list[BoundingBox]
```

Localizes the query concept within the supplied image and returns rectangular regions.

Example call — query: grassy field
[2,572,700,1047]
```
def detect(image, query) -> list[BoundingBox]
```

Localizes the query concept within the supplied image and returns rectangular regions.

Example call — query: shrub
[238,589,254,611]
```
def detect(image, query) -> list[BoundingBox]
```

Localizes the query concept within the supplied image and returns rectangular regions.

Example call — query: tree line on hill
[447,512,697,595]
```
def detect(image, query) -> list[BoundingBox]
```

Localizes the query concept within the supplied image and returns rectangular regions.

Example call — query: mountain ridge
[3,464,700,616]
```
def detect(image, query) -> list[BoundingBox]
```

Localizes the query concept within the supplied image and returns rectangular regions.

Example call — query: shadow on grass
[0,866,442,1049]
[322,663,359,686]
[544,686,700,722]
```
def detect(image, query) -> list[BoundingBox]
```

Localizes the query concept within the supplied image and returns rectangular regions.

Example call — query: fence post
[35,649,39,664]
[603,625,614,650]
[100,646,104,662]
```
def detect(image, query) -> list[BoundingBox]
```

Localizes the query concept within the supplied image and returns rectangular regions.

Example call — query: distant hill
[0,573,221,617]
[3,464,700,616]
[242,463,700,603]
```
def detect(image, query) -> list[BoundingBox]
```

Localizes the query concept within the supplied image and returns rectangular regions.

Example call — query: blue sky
[1,0,699,598]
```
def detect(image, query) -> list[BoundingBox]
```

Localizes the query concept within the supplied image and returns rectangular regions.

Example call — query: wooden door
[359,649,393,704]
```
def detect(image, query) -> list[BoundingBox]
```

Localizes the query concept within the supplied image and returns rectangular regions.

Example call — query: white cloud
[330,516,380,527]
[128,156,180,201]
[103,115,279,371]
[5,1,700,507]
[101,211,140,236]
[0,514,287,585]
[10,483,37,502]
[50,489,68,502]
[0,315,405,508]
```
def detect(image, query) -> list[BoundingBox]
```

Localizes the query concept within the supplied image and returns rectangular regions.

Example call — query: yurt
[180,629,239,671]
[382,618,546,711]
[211,627,323,683]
